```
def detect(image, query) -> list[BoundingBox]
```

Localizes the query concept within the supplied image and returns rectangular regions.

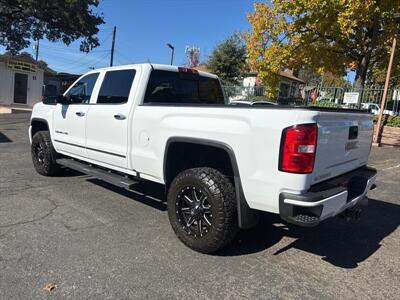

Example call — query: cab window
[66,73,99,104]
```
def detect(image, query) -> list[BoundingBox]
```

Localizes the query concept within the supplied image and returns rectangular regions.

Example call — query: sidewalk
[0,103,33,114]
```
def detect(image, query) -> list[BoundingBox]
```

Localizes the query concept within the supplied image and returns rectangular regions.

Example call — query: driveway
[0,113,399,299]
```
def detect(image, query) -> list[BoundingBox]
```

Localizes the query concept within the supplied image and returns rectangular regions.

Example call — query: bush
[248,96,276,102]
[277,97,304,105]
[310,101,343,108]
[375,115,400,128]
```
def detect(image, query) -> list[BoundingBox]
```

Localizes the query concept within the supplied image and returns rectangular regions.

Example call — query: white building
[243,70,305,99]
[0,53,44,107]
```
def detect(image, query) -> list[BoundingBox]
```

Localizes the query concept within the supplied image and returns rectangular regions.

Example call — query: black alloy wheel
[176,185,212,237]
[167,167,238,254]
[31,131,60,176]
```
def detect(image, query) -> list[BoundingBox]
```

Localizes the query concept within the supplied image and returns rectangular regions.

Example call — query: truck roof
[90,63,218,79]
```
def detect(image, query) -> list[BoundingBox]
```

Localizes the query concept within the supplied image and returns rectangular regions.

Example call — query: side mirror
[56,95,70,105]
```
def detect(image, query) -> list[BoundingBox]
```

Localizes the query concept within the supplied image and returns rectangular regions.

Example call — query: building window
[279,82,290,98]
[290,82,297,97]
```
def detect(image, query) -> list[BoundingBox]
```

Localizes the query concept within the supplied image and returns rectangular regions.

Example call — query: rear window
[143,70,225,105]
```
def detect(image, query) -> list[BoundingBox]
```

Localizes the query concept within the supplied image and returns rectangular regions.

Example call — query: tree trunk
[354,12,380,89]
[354,56,369,88]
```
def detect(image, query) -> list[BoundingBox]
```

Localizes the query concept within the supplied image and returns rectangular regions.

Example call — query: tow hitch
[339,206,363,222]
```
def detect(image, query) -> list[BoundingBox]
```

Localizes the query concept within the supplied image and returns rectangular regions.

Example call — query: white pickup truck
[30,64,377,253]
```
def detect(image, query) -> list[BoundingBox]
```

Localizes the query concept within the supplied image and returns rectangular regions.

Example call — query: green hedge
[375,115,400,128]
[311,102,400,127]
[310,101,343,108]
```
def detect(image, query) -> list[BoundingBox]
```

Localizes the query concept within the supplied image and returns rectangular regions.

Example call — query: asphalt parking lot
[0,113,399,299]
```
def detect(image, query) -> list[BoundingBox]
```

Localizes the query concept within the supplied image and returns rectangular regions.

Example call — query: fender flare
[164,137,259,229]
[30,117,51,138]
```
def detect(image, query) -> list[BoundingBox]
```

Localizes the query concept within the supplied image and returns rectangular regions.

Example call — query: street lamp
[373,12,400,145]
[167,43,174,65]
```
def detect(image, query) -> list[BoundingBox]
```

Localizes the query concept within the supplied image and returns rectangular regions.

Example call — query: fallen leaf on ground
[42,283,57,292]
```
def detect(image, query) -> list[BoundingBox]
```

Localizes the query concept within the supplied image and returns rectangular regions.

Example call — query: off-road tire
[31,131,60,176]
[167,167,238,254]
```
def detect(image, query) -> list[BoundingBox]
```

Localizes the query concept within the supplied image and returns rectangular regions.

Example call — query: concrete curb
[0,105,32,114]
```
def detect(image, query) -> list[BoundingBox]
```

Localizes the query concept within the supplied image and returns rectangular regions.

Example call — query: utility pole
[167,43,174,65]
[34,40,40,61]
[110,26,116,67]
[373,13,400,145]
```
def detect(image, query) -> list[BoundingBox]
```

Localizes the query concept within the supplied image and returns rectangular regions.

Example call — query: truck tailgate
[312,111,374,184]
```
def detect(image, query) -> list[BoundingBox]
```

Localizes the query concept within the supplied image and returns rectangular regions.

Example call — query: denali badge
[55,130,68,135]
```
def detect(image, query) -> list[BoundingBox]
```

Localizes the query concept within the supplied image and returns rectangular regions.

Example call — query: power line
[84,52,110,71]
[115,49,134,64]
[38,28,114,53]
[40,44,110,54]
[46,51,109,72]
[114,57,124,66]
[40,51,101,67]
[67,54,109,74]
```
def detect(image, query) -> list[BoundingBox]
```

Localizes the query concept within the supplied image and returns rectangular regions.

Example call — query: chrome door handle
[76,111,85,117]
[114,113,126,120]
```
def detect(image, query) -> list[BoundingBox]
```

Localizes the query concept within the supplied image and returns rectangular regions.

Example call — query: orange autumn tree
[244,1,400,97]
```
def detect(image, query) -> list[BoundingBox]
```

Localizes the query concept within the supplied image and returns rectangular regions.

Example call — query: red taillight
[279,124,318,174]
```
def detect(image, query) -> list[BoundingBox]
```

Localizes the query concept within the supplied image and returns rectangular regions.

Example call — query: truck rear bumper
[279,166,377,227]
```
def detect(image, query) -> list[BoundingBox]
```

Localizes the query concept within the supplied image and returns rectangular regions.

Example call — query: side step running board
[56,158,138,190]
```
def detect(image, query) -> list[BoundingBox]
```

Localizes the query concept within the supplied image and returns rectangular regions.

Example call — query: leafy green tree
[207,34,247,83]
[298,69,322,86]
[298,68,351,87]
[0,0,104,54]
[245,1,400,96]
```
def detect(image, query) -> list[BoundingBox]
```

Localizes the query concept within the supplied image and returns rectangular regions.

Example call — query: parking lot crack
[0,197,58,229]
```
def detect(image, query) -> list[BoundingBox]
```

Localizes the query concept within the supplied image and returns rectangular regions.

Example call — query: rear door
[312,111,374,184]
[85,68,137,168]
[53,73,99,157]
[13,73,28,104]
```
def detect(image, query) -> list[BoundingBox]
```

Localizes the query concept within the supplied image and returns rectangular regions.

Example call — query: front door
[53,72,99,158]
[85,69,136,168]
[13,73,28,104]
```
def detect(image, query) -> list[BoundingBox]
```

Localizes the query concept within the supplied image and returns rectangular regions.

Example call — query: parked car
[385,100,400,116]
[29,64,377,253]
[361,102,400,116]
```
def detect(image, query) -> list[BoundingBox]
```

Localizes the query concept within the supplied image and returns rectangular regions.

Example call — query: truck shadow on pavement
[218,198,400,269]
[0,132,12,143]
[73,176,399,269]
